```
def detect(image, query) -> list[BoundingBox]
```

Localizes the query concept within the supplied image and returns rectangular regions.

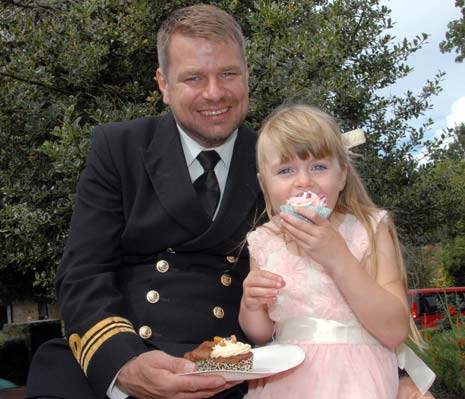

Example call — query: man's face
[156,34,249,148]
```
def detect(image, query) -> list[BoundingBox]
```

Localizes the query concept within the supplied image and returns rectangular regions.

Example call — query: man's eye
[185,76,200,82]
[223,72,237,78]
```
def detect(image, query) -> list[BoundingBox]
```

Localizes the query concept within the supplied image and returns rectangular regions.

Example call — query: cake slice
[184,335,253,371]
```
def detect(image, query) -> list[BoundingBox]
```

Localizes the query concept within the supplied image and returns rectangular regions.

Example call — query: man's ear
[155,68,170,104]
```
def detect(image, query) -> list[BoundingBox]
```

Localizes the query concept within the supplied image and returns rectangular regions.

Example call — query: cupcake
[184,335,253,372]
[280,191,332,222]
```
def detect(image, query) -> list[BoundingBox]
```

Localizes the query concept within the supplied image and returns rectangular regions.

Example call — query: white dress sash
[274,316,435,395]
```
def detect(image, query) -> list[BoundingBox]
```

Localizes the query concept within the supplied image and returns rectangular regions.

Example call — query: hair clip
[341,129,366,149]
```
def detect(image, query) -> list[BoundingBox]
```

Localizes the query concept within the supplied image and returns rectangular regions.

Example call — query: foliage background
[1,0,464,303]
[410,301,465,398]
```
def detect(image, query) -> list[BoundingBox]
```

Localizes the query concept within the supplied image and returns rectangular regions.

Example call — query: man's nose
[202,78,225,102]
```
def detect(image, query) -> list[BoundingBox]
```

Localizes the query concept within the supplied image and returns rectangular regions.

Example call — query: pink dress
[245,211,399,399]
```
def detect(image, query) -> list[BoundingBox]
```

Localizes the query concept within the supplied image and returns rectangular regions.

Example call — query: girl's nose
[295,170,313,189]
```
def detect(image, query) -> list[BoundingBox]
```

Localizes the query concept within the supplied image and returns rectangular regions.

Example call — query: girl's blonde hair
[257,103,424,348]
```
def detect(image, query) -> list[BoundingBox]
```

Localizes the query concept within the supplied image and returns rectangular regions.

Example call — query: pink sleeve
[246,228,268,268]
[349,210,388,262]
[374,209,388,229]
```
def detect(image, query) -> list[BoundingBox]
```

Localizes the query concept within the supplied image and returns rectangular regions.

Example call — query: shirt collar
[177,123,238,169]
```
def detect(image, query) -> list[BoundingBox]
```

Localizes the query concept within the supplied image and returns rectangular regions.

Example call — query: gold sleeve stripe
[82,326,135,375]
[68,317,136,375]
[80,317,133,349]
[80,322,134,371]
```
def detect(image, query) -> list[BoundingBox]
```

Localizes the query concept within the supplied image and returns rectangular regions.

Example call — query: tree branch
[0,0,58,11]
[0,71,73,95]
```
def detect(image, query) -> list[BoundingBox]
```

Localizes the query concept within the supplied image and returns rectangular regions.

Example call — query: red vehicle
[408,287,465,329]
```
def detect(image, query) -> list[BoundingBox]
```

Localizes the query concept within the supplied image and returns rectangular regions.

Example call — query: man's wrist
[107,360,134,399]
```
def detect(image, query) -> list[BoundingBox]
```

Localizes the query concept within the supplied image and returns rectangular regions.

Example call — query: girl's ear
[339,164,348,192]
[257,173,265,193]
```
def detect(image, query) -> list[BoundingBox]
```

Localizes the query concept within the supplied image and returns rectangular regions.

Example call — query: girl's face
[260,147,347,215]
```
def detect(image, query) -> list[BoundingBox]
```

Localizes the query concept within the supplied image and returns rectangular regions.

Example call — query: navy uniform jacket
[25,112,263,399]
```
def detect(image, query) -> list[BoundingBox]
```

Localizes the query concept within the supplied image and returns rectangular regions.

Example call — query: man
[26,4,260,399]
[25,4,433,399]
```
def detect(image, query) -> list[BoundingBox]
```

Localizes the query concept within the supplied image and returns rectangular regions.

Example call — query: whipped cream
[211,338,251,358]
[286,191,327,207]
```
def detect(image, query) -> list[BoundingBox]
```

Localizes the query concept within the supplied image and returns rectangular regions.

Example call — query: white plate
[180,344,305,381]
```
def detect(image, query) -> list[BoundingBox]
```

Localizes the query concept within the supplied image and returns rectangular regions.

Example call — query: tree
[442,236,465,286]
[422,124,465,285]
[0,0,443,300]
[0,0,162,301]
[429,123,465,162]
[440,0,465,62]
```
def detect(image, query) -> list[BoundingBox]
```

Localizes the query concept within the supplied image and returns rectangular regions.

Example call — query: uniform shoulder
[238,122,258,142]
[95,115,161,142]
[90,113,176,155]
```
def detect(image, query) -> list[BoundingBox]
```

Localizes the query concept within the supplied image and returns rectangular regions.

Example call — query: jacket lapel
[141,113,211,236]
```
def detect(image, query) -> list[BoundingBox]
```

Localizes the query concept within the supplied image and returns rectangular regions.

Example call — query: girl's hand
[397,376,436,399]
[240,263,281,344]
[279,207,352,273]
[242,269,285,311]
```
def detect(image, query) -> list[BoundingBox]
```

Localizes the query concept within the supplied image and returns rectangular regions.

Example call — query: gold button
[213,306,224,319]
[226,256,237,264]
[146,290,160,304]
[139,325,152,339]
[221,274,232,287]
[156,260,169,273]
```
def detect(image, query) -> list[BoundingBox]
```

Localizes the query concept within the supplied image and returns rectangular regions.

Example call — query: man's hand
[117,350,242,399]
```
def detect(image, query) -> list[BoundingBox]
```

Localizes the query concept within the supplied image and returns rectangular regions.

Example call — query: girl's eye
[311,164,327,171]
[277,167,293,175]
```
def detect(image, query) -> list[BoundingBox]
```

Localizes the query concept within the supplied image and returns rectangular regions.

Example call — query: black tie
[194,150,221,219]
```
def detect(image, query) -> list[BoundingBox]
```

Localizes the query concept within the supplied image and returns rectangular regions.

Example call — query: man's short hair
[157,3,246,73]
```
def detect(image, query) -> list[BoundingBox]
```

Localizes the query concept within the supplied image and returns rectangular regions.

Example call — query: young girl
[239,104,433,398]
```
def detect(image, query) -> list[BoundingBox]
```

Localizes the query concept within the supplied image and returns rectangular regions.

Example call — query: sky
[379,0,465,142]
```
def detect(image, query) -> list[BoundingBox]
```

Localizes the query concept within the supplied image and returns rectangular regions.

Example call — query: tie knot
[197,150,220,171]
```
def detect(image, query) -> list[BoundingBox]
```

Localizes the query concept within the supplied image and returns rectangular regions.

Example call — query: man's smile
[199,107,229,116]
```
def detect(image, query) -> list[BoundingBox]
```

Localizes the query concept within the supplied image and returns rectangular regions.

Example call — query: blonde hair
[157,4,246,73]
[257,103,424,348]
